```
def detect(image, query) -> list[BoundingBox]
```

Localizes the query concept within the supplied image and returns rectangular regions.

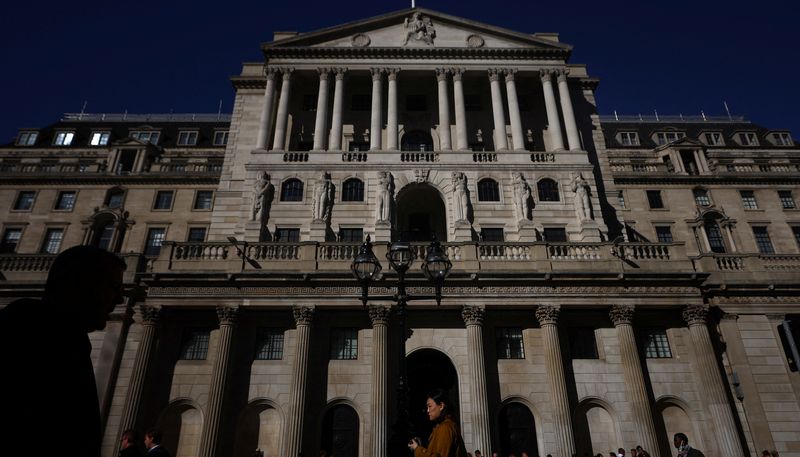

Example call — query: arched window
[704,220,726,253]
[693,188,711,206]
[105,188,125,209]
[94,220,116,251]
[477,178,500,202]
[321,404,359,457]
[499,402,537,457]
[341,178,364,202]
[537,178,559,202]
[280,179,304,202]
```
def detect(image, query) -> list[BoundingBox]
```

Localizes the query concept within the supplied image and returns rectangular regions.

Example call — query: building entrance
[406,349,460,444]
[395,184,446,241]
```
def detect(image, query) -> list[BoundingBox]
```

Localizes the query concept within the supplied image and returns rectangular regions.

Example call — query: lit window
[144,228,166,256]
[213,131,229,146]
[537,179,559,202]
[16,131,38,146]
[642,328,672,358]
[774,133,793,146]
[740,190,758,209]
[738,132,758,146]
[177,131,198,146]
[620,132,639,146]
[752,226,775,254]
[90,132,110,146]
[280,179,304,202]
[194,191,213,210]
[568,328,598,359]
[187,227,207,242]
[55,191,76,210]
[655,226,673,243]
[779,191,796,210]
[342,179,364,202]
[130,131,160,144]
[153,191,174,210]
[339,228,363,242]
[655,131,684,145]
[179,329,210,360]
[255,329,284,360]
[693,189,711,206]
[704,132,724,146]
[53,132,75,146]
[40,228,64,254]
[478,179,500,201]
[330,328,358,360]
[14,191,36,210]
[496,328,524,359]
[0,228,22,253]
[646,190,664,209]
[481,228,504,242]
[275,228,300,242]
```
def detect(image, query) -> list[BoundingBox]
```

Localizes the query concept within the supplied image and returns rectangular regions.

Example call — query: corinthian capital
[370,67,384,80]
[609,305,635,326]
[216,306,240,325]
[461,305,485,326]
[556,68,570,83]
[368,305,391,326]
[535,305,560,326]
[435,67,449,82]
[387,68,400,81]
[139,305,162,325]
[264,67,278,81]
[451,68,465,81]
[334,68,347,80]
[539,69,553,83]
[488,68,502,82]
[280,67,294,80]
[504,69,518,82]
[318,67,331,79]
[293,305,315,325]
[682,304,709,326]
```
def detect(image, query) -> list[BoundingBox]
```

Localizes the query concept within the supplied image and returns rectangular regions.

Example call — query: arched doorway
[401,130,434,151]
[407,349,460,442]
[321,404,359,457]
[499,402,538,456]
[233,401,282,457]
[158,400,203,457]
[395,184,447,241]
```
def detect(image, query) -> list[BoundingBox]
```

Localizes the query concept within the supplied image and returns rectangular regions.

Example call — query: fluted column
[504,69,525,151]
[370,68,383,151]
[683,305,746,456]
[272,68,294,151]
[535,306,575,457]
[557,70,581,151]
[369,306,391,457]
[387,69,399,150]
[329,68,346,151]
[540,69,565,151]
[436,68,452,150]
[609,305,660,457]
[198,306,239,457]
[452,68,468,150]
[117,305,161,443]
[312,68,331,151]
[462,306,492,455]
[284,306,315,457]
[488,69,508,150]
[255,68,277,150]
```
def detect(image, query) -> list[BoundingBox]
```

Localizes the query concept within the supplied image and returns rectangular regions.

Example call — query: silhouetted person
[119,429,144,457]
[145,429,171,457]
[674,432,705,457]
[0,245,126,457]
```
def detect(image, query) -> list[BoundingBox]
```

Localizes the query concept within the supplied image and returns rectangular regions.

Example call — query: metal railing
[62,113,231,122]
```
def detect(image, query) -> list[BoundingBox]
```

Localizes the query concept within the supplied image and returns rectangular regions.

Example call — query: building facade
[1,7,799,457]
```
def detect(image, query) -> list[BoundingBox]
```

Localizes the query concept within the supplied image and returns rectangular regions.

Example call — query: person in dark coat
[0,245,126,457]
[145,429,171,457]
[119,429,144,457]
[674,433,706,457]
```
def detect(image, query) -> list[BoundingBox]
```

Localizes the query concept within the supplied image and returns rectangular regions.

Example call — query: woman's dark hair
[427,388,449,409]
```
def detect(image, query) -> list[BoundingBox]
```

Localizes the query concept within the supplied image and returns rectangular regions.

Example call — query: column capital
[540,69,554,83]
[334,68,347,80]
[264,67,278,81]
[370,67,384,80]
[368,305,392,326]
[317,67,331,79]
[293,305,315,325]
[451,68,465,81]
[535,305,560,326]
[609,305,635,326]
[461,305,485,326]
[279,67,294,80]
[682,304,709,326]
[139,305,162,325]
[387,68,400,81]
[556,68,571,83]
[488,68,502,82]
[435,67,450,82]
[504,68,518,82]
[216,306,239,325]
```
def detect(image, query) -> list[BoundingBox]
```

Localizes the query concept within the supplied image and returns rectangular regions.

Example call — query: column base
[577,221,602,242]
[516,220,537,242]
[374,221,392,242]
[309,220,328,241]
[453,220,472,242]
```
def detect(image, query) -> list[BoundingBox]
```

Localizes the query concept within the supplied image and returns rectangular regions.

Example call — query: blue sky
[1,0,797,142]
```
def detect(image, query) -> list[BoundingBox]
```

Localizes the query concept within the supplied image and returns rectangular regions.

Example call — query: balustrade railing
[0,254,55,272]
[246,243,302,260]
[760,254,800,271]
[547,243,602,260]
[318,243,359,261]
[616,243,671,260]
[478,243,531,261]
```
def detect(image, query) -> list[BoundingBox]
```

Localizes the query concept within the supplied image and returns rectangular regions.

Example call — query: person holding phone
[407,389,467,457]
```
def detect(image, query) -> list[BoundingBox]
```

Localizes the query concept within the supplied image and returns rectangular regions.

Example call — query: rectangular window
[255,328,284,360]
[130,131,160,144]
[55,191,76,210]
[213,131,229,146]
[542,227,567,242]
[642,328,672,358]
[14,191,36,210]
[40,228,64,254]
[774,133,793,146]
[330,328,358,360]
[617,191,626,209]
[568,327,598,359]
[481,228,505,242]
[496,327,524,359]
[739,132,758,146]
[53,132,75,146]
[464,94,482,111]
[144,228,166,256]
[177,131,198,146]
[793,226,800,248]
[646,190,664,209]
[693,189,711,206]
[302,94,317,111]
[405,95,427,111]
[779,191,796,209]
[339,228,363,242]
[187,227,207,242]
[90,132,110,146]
[153,191,174,210]
[620,132,639,146]
[655,226,673,243]
[0,228,22,253]
[275,228,300,243]
[179,329,210,360]
[116,149,138,174]
[194,191,214,210]
[655,132,683,145]
[740,190,758,209]
[704,132,724,146]
[752,226,775,254]
[350,94,370,111]
[16,131,38,146]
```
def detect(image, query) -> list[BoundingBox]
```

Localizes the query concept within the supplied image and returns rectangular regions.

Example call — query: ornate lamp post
[351,235,452,456]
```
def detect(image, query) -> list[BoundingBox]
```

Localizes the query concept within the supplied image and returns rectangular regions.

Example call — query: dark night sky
[1,0,798,143]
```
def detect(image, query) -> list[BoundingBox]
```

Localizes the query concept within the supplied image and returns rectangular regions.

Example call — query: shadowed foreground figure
[408,388,467,457]
[0,245,126,457]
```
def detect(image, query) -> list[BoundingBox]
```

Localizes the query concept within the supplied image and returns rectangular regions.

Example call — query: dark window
[752,226,775,254]
[517,95,532,112]
[339,228,363,242]
[106,189,125,209]
[464,94,482,111]
[213,131,229,146]
[153,191,174,210]
[740,190,758,209]
[542,228,567,242]
[187,227,207,242]
[179,329,210,360]
[496,328,524,359]
[350,94,370,111]
[55,191,76,210]
[568,327,598,359]
[255,328,284,360]
[116,149,137,173]
[297,141,313,152]
[281,179,304,202]
[793,227,800,248]
[144,228,166,256]
[478,179,500,202]
[342,179,364,202]
[401,131,434,152]
[330,328,358,360]
[655,226,673,243]
[693,189,711,206]
[481,228,504,242]
[348,142,370,152]
[16,131,38,146]
[14,191,36,210]
[40,228,64,254]
[642,328,672,358]
[405,95,427,111]
[537,179,559,202]
[705,221,726,253]
[779,191,796,210]
[680,150,699,175]
[617,191,626,209]
[0,228,22,253]
[95,222,115,251]
[646,190,664,209]
[275,228,300,243]
[303,94,317,111]
[194,191,213,210]
[177,131,198,146]
[469,142,486,152]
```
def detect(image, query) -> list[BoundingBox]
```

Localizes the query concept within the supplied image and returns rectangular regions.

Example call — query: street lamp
[351,235,452,455]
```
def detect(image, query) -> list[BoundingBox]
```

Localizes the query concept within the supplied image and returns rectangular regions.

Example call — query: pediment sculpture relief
[402,12,436,46]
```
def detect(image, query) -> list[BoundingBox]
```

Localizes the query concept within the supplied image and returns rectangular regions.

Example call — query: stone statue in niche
[402,12,436,46]
[251,171,274,223]
[571,172,593,221]
[451,171,469,222]
[512,172,532,222]
[375,171,392,222]
[313,172,334,222]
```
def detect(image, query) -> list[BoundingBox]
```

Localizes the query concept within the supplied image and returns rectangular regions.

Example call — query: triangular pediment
[263,8,571,52]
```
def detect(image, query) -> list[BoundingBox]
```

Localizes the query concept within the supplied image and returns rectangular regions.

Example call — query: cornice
[231,76,267,90]
[0,174,221,185]
[264,46,569,61]
[579,78,600,91]
[613,175,800,186]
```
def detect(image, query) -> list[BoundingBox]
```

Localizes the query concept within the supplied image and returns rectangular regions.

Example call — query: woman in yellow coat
[408,389,468,457]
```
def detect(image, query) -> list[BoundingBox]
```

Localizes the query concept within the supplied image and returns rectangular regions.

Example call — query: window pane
[496,328,524,359]
[646,190,664,209]
[194,191,213,209]
[705,222,726,253]
[255,329,284,360]
[339,228,363,242]
[145,228,166,256]
[55,191,76,210]
[107,190,125,208]
[617,191,626,209]
[542,227,567,242]
[14,191,36,210]
[779,191,796,209]
[187,227,207,242]
[537,179,559,202]
[41,228,64,254]
[280,179,304,202]
[213,131,229,146]
[793,227,800,248]
[179,329,210,360]
[740,190,758,209]
[330,328,358,360]
[656,226,673,243]
[478,179,500,201]
[275,228,300,243]
[0,229,22,253]
[342,179,364,202]
[481,228,504,242]
[642,329,672,358]
[96,223,115,251]
[693,189,710,206]
[154,191,174,210]
[752,226,775,254]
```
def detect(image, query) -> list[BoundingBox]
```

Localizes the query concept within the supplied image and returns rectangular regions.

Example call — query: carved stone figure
[251,171,274,222]
[375,171,392,222]
[512,173,532,221]
[451,171,469,222]
[402,12,436,46]
[313,172,333,222]
[571,172,593,221]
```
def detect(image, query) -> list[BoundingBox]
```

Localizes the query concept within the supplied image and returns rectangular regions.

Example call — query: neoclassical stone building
[1,7,799,457]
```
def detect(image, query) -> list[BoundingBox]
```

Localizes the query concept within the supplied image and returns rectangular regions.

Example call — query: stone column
[312,68,331,151]
[609,305,660,457]
[369,306,391,457]
[504,69,525,151]
[488,69,508,151]
[370,68,383,151]
[535,305,575,457]
[272,68,294,151]
[540,69,565,151]
[255,68,277,150]
[462,306,492,455]
[117,305,161,443]
[452,68,468,150]
[557,70,581,151]
[683,305,746,456]
[387,69,399,150]
[329,68,346,151]
[284,306,315,457]
[198,306,239,457]
[436,68,452,150]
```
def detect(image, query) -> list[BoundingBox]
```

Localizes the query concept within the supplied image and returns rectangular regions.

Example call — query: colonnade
[255,66,583,152]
